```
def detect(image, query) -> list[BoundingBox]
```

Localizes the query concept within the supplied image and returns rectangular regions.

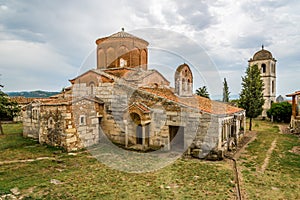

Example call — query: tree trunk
[0,120,3,135]
[249,118,252,131]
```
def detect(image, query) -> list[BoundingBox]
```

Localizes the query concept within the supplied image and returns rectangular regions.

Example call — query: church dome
[252,46,273,60]
[96,28,149,45]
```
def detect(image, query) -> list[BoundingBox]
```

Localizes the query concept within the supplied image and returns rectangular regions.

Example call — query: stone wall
[290,117,300,134]
[23,102,82,151]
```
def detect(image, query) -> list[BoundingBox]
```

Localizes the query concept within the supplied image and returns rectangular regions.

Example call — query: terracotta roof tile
[139,87,243,115]
[103,68,133,78]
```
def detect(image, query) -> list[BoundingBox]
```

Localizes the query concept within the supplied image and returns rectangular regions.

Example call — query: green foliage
[195,86,210,99]
[267,101,292,123]
[0,90,20,120]
[238,65,265,130]
[222,78,230,102]
[0,124,235,199]
[240,120,300,199]
[0,89,21,134]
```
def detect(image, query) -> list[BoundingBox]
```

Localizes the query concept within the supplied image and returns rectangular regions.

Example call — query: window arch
[106,47,115,67]
[182,78,186,91]
[48,117,54,129]
[89,82,95,95]
[272,63,275,73]
[97,49,105,68]
[261,63,266,73]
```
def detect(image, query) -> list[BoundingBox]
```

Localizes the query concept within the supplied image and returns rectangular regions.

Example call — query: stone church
[248,46,277,117]
[23,30,245,159]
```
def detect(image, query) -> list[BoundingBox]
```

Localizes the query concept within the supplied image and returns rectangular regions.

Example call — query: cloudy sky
[0,0,299,98]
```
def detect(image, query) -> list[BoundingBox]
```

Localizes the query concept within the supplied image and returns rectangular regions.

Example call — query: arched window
[261,63,266,73]
[182,78,186,91]
[89,82,95,95]
[272,80,275,93]
[97,49,105,68]
[106,47,115,68]
[272,63,275,73]
[48,117,54,129]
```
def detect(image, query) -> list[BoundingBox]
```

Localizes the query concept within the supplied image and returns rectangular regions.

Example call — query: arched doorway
[130,112,150,146]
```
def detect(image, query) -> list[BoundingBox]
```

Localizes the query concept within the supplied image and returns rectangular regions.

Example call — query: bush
[267,102,292,123]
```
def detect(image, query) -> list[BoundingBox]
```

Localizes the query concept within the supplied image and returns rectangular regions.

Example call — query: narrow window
[91,84,94,95]
[261,63,266,73]
[48,117,54,129]
[89,82,95,95]
[182,78,186,91]
[79,115,86,125]
[272,80,275,93]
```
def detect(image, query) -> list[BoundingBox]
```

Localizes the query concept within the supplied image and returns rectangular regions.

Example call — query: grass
[239,119,300,199]
[0,123,63,162]
[2,121,299,199]
[0,123,235,199]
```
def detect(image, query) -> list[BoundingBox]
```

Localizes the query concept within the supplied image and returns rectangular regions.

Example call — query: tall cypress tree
[222,78,230,102]
[238,65,265,131]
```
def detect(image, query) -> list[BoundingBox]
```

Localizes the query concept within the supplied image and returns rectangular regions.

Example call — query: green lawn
[0,123,235,199]
[239,120,300,199]
[1,121,299,199]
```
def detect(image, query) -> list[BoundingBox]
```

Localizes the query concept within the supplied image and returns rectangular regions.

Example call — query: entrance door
[169,126,184,150]
[136,125,143,144]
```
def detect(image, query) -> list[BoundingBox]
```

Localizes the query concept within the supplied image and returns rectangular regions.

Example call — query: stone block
[66,128,76,133]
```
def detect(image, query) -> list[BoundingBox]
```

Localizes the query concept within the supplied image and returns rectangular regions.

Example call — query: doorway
[169,126,184,150]
[136,125,143,144]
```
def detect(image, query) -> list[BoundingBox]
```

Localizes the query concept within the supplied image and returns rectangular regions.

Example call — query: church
[22,29,245,159]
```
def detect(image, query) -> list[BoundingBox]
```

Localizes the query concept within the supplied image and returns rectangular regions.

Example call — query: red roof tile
[139,87,243,115]
[103,68,132,78]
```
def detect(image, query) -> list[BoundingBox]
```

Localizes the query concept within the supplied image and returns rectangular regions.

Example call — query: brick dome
[253,48,273,60]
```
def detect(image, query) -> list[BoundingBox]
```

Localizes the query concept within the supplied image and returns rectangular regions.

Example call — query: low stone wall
[290,117,300,134]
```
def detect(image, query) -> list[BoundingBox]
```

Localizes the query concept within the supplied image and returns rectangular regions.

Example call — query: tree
[238,65,265,131]
[222,78,230,102]
[196,86,210,99]
[0,88,20,134]
[267,101,292,123]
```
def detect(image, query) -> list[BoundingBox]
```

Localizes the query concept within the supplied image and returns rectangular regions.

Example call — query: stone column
[142,125,146,146]
[124,120,128,148]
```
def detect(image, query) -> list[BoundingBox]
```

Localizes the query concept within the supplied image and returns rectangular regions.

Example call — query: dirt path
[260,139,277,173]
[0,157,56,165]
[234,131,257,160]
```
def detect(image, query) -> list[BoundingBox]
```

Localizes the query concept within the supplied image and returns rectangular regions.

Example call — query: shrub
[267,102,292,123]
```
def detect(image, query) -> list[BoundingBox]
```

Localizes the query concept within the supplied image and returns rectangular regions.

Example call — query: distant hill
[7,90,60,98]
[210,94,239,101]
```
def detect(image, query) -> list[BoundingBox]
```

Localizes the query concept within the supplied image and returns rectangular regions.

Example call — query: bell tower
[248,45,277,117]
[175,63,193,97]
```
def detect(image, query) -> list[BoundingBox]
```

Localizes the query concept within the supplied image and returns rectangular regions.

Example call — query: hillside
[7,90,59,98]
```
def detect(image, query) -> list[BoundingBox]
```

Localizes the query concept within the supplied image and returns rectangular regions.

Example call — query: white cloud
[0,0,299,97]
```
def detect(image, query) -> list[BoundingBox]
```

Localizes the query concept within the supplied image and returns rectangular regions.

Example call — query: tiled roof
[10,96,38,104]
[69,70,114,84]
[96,29,149,45]
[103,68,133,78]
[139,87,243,115]
[128,102,151,113]
[253,49,273,60]
[34,97,72,105]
